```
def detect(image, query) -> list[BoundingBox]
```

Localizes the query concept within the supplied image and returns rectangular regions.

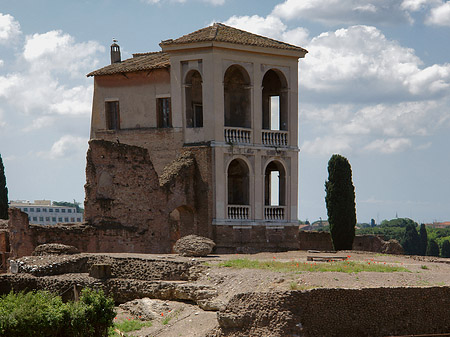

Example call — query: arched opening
[169,205,195,251]
[262,69,288,131]
[185,70,203,128]
[227,159,250,205]
[264,161,286,206]
[224,65,251,128]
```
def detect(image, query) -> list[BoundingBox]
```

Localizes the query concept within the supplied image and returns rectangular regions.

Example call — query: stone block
[89,264,112,279]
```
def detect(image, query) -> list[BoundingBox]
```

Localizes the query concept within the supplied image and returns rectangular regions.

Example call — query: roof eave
[161,41,308,58]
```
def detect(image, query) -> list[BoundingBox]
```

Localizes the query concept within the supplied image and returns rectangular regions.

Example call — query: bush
[0,288,115,337]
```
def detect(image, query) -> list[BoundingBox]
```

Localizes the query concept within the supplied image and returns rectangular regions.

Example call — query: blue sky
[0,0,449,224]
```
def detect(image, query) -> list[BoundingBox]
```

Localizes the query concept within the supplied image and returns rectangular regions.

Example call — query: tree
[441,240,450,258]
[325,154,356,251]
[53,200,84,213]
[419,223,428,256]
[402,223,421,255]
[426,239,440,257]
[0,154,8,220]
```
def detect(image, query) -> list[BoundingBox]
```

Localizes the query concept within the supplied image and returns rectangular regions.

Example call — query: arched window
[227,159,250,205]
[185,70,203,128]
[264,161,286,206]
[224,65,251,128]
[262,69,288,131]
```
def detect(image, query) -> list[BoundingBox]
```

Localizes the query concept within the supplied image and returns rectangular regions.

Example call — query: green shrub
[0,288,115,337]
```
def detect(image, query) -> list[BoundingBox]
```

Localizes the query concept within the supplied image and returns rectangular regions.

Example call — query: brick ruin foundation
[0,139,402,261]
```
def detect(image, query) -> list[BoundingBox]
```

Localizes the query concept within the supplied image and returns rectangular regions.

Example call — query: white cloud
[302,135,353,155]
[0,109,6,128]
[301,25,450,100]
[272,0,413,25]
[426,1,450,26]
[43,135,88,159]
[401,0,440,11]
[23,30,104,76]
[22,116,55,132]
[301,100,449,155]
[141,0,224,5]
[0,13,21,44]
[223,15,309,46]
[364,138,412,153]
[0,29,102,121]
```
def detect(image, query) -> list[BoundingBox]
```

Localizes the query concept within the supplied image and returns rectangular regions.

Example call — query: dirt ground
[112,250,450,336]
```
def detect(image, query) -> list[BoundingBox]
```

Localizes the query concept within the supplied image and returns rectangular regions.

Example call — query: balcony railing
[262,130,288,147]
[264,206,286,220]
[224,127,251,144]
[227,205,250,220]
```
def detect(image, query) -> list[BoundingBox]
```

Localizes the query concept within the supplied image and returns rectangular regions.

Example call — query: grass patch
[109,319,152,336]
[420,265,429,270]
[217,258,410,274]
[289,282,321,290]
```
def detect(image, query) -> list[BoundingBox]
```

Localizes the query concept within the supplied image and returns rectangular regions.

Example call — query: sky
[0,0,449,224]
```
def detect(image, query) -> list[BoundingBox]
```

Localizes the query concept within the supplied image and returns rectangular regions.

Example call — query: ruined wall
[298,232,403,254]
[215,287,450,337]
[6,140,212,256]
[298,231,333,251]
[214,225,299,253]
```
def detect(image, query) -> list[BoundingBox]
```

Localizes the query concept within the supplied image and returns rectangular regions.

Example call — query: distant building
[425,221,450,229]
[9,200,83,225]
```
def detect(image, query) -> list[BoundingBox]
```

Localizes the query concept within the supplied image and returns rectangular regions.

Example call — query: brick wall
[214,225,299,253]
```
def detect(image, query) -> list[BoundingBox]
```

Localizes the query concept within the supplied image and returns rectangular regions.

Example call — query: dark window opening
[224,65,251,128]
[262,70,288,131]
[185,70,203,128]
[227,159,250,205]
[105,101,120,130]
[157,97,172,128]
[264,161,286,206]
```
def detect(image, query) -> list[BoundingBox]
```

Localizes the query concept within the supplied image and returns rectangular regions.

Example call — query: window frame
[157,97,172,128]
[105,100,120,130]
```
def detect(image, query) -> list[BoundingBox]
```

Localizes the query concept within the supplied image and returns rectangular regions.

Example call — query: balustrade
[262,130,288,147]
[227,205,250,220]
[224,127,251,144]
[264,206,286,220]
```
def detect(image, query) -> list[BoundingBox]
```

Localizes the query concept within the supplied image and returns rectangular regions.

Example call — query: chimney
[110,39,121,64]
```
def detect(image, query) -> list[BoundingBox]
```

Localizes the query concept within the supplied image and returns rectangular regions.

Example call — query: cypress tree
[426,239,440,257]
[402,223,421,255]
[0,154,8,220]
[419,224,428,256]
[325,154,356,251]
[441,240,450,258]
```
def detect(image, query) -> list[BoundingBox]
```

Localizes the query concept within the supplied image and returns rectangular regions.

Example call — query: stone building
[85,23,308,253]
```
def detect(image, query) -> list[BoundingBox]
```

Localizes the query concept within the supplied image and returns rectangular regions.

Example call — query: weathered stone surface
[213,287,450,337]
[173,235,215,257]
[32,243,80,256]
[119,298,173,320]
[381,239,404,255]
[89,264,112,279]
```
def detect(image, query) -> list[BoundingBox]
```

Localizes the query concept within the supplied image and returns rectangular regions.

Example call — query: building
[9,200,83,225]
[84,23,307,252]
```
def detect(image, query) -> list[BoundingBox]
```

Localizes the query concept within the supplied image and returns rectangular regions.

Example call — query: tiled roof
[160,23,307,53]
[87,51,169,77]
